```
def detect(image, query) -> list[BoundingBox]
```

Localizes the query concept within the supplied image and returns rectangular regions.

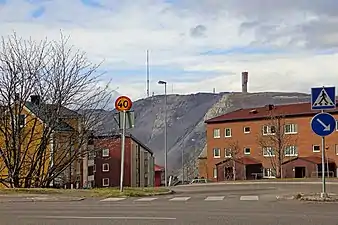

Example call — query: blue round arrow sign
[311,112,336,137]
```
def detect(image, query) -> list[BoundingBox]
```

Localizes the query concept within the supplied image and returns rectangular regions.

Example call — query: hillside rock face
[96,92,311,177]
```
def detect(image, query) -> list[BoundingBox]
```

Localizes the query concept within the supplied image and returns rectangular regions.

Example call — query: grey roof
[25,102,78,132]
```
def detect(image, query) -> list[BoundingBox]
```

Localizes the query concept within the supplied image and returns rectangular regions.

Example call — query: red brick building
[201,102,338,181]
[92,134,155,188]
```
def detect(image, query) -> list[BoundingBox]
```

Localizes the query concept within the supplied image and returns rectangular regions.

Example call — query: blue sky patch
[81,0,104,8]
[31,6,45,18]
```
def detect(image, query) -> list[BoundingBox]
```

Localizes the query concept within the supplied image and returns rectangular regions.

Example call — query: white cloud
[0,0,337,100]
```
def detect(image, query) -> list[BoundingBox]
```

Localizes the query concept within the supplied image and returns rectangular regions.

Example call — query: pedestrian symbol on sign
[311,87,336,110]
[313,89,334,107]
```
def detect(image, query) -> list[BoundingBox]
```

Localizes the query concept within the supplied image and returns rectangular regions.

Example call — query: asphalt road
[2,182,338,225]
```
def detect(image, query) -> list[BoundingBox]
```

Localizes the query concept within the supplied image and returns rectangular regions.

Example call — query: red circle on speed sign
[115,96,133,111]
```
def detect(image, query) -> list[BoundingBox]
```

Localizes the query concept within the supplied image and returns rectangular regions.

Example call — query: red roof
[155,164,164,172]
[283,156,335,165]
[206,101,338,124]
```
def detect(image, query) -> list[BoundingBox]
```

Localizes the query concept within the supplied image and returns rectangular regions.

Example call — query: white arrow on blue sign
[311,112,336,137]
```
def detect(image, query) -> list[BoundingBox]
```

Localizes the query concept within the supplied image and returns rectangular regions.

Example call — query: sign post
[311,86,336,198]
[115,96,133,192]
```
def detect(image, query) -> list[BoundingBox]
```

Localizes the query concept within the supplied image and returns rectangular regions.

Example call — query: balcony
[88,159,94,167]
[88,175,94,181]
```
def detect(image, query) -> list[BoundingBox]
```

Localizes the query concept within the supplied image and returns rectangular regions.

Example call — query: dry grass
[0,187,171,197]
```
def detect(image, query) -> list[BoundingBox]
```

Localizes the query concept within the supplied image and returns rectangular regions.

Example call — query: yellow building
[0,95,84,188]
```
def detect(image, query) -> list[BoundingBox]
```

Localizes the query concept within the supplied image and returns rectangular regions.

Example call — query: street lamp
[158,80,168,186]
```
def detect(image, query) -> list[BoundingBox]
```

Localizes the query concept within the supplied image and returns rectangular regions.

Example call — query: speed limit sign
[115,96,133,111]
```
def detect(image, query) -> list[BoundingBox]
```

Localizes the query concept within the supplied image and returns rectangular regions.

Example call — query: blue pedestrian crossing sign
[311,86,336,110]
[311,112,336,137]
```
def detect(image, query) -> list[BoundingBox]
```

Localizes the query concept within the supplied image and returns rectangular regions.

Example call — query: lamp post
[158,80,168,186]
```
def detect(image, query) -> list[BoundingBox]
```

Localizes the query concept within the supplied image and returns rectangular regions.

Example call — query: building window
[213,128,220,138]
[263,168,276,178]
[102,149,109,157]
[336,121,338,131]
[213,168,217,178]
[244,127,250,133]
[244,147,251,155]
[313,145,320,152]
[213,148,220,158]
[102,178,109,187]
[285,124,297,134]
[93,164,96,172]
[102,163,109,172]
[18,114,26,128]
[263,147,275,157]
[284,146,298,156]
[224,128,231,137]
[263,125,276,135]
[225,148,232,158]
[335,145,338,155]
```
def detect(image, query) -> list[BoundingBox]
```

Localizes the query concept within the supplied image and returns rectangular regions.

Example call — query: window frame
[243,126,251,134]
[102,178,109,187]
[225,148,232,158]
[244,147,251,155]
[213,168,217,178]
[262,125,276,135]
[263,147,275,157]
[102,149,109,157]
[263,168,276,178]
[313,145,320,152]
[224,128,232,137]
[284,145,298,156]
[285,124,297,134]
[213,128,221,138]
[213,148,221,158]
[102,163,110,172]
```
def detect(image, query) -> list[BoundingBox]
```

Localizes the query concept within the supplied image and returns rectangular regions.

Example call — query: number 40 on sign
[115,96,133,112]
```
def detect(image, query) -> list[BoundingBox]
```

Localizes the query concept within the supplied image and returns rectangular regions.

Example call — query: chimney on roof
[30,95,40,105]
[241,71,248,93]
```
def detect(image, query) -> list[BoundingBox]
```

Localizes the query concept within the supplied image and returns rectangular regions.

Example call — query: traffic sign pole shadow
[311,86,336,198]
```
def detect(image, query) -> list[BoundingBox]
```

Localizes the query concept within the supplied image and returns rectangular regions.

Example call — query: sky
[1,0,338,101]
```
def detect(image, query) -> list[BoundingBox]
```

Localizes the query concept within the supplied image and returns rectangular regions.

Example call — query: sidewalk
[0,194,85,202]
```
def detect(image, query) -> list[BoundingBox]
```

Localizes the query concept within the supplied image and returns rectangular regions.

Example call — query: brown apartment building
[91,134,155,188]
[200,102,338,181]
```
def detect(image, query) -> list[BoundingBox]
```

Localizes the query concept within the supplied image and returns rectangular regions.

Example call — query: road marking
[134,197,158,202]
[240,196,259,201]
[20,216,176,220]
[169,197,191,201]
[100,197,126,202]
[204,196,225,201]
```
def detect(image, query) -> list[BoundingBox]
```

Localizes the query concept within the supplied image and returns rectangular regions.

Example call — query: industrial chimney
[241,71,248,93]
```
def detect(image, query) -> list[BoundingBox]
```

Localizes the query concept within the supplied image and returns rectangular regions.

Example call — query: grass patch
[0,187,172,198]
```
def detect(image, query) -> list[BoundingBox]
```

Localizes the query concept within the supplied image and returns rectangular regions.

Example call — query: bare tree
[257,113,297,178]
[223,141,240,180]
[0,33,113,188]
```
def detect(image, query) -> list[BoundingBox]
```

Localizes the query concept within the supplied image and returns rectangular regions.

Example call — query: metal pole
[321,136,327,198]
[120,110,127,192]
[164,83,168,187]
[182,148,184,183]
[326,147,329,178]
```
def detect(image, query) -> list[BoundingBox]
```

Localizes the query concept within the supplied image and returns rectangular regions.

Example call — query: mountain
[93,91,311,177]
